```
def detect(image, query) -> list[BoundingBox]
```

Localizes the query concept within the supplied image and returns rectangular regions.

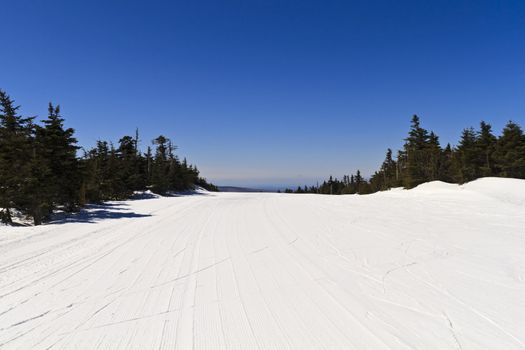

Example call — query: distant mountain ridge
[218,186,274,193]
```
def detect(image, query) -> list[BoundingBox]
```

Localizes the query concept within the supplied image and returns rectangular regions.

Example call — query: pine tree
[132,129,148,190]
[395,150,405,187]
[180,158,197,190]
[25,121,53,225]
[403,115,431,187]
[145,146,153,186]
[151,135,170,194]
[167,143,184,191]
[368,171,382,192]
[355,170,364,193]
[427,132,442,181]
[80,146,103,203]
[97,141,112,199]
[494,121,525,178]
[438,143,454,182]
[117,135,143,196]
[380,148,397,189]
[349,175,356,194]
[0,90,34,224]
[107,143,126,199]
[455,127,479,183]
[476,121,497,177]
[39,103,80,211]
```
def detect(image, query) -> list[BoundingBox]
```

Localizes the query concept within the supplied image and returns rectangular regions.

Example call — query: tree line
[0,90,217,225]
[286,115,525,194]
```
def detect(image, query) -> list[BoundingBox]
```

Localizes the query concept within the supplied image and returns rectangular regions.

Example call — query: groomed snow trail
[1,178,525,349]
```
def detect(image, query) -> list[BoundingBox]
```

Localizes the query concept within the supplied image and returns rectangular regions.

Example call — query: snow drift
[0,177,524,349]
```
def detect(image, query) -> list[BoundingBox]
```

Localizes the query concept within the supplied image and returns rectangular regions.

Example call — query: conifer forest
[286,115,525,194]
[0,90,217,225]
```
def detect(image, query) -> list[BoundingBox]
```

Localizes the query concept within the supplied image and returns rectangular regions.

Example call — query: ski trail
[1,179,525,349]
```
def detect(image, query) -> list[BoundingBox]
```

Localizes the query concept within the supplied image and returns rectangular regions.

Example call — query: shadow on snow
[166,191,214,197]
[129,190,214,200]
[46,190,213,225]
[48,202,151,224]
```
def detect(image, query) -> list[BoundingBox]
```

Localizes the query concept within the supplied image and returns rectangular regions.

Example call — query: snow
[1,177,524,349]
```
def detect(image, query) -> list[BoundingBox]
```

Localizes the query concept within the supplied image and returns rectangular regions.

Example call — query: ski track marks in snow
[0,178,525,349]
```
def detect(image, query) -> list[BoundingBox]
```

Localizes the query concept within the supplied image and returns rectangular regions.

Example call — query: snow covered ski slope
[1,178,525,349]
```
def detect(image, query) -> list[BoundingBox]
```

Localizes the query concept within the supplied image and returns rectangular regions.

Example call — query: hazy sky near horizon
[2,0,525,187]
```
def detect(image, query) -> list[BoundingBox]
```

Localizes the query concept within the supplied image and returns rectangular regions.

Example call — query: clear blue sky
[2,0,524,188]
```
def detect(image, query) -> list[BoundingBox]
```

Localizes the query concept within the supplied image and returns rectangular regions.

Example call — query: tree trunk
[33,206,42,226]
[2,207,13,224]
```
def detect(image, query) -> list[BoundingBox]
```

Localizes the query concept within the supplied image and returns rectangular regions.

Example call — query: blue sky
[2,0,524,188]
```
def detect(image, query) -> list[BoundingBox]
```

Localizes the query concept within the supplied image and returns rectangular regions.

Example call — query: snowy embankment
[0,178,524,349]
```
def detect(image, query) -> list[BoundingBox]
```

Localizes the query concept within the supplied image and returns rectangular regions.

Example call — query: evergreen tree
[368,171,382,192]
[439,143,455,182]
[455,127,479,183]
[476,121,497,177]
[494,121,525,178]
[403,115,431,187]
[117,135,144,196]
[354,170,364,193]
[145,146,153,186]
[380,148,397,189]
[107,143,126,199]
[151,135,170,194]
[396,149,406,187]
[0,90,34,224]
[39,103,80,211]
[25,122,53,225]
[427,132,442,181]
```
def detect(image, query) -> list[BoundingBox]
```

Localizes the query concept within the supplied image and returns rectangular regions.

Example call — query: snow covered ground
[1,178,524,349]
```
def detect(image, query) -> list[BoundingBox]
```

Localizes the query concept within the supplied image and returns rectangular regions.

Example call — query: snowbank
[462,177,525,206]
[411,180,459,192]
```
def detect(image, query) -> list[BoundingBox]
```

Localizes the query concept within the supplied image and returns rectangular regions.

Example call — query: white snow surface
[1,177,525,349]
